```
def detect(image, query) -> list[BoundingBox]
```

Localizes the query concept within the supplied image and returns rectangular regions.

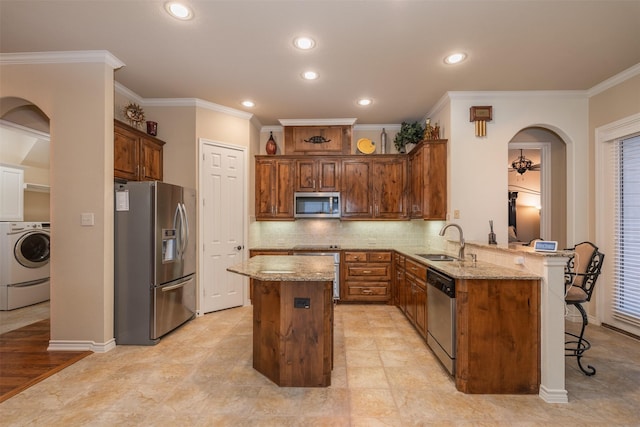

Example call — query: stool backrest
[564,241,604,302]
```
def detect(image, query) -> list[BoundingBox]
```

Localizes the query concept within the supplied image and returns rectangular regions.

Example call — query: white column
[539,255,570,403]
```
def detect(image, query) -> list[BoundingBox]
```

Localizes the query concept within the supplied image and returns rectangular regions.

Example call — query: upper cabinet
[255,158,295,220]
[408,140,447,220]
[114,120,165,182]
[284,126,351,155]
[341,156,407,220]
[295,158,341,192]
[0,165,24,221]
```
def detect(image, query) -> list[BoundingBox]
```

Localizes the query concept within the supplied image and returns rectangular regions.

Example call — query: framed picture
[470,106,492,122]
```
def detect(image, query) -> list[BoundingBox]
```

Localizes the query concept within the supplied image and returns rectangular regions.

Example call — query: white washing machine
[0,222,51,310]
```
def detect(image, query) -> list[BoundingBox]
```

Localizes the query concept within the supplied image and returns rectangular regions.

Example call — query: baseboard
[48,338,116,353]
[539,385,569,403]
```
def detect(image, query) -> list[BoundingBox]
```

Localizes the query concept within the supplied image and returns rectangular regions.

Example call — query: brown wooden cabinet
[341,156,407,220]
[295,158,341,192]
[456,278,540,394]
[114,120,164,181]
[284,125,351,155]
[393,252,405,309]
[255,157,295,220]
[342,250,392,302]
[404,258,427,338]
[408,140,447,220]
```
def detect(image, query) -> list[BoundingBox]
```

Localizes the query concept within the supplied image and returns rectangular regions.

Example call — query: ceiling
[1,1,639,126]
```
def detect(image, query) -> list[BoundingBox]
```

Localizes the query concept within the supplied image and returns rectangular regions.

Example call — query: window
[612,135,640,327]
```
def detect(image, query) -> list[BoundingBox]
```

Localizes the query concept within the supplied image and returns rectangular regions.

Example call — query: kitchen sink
[415,253,458,262]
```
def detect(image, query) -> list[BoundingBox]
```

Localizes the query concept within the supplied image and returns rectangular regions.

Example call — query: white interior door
[199,140,245,314]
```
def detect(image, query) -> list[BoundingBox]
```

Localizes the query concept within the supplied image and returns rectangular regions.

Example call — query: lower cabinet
[393,252,405,308]
[404,258,427,339]
[456,278,540,394]
[342,251,392,302]
[248,250,291,300]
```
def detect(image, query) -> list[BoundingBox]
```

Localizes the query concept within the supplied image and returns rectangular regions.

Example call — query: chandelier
[511,149,533,175]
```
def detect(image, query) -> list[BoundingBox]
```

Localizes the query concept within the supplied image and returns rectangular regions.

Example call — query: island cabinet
[114,120,165,182]
[255,157,295,220]
[456,278,540,394]
[393,252,405,308]
[340,157,407,220]
[408,140,447,220]
[295,158,341,192]
[342,250,392,302]
[404,258,428,338]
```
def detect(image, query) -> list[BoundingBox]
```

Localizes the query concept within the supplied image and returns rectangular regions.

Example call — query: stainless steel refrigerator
[114,181,196,345]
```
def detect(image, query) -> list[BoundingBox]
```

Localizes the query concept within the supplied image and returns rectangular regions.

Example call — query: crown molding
[447,90,588,101]
[0,50,124,70]
[588,62,640,97]
[114,81,144,104]
[278,118,358,126]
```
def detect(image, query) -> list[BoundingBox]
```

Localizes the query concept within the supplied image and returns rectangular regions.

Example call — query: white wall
[437,91,589,245]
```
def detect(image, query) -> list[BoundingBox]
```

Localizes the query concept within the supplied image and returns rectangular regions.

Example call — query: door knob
[236,245,244,250]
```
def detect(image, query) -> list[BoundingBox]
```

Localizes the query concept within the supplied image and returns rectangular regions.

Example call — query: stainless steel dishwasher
[426,269,456,375]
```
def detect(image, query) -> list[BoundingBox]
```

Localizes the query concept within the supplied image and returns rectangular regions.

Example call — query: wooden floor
[0,319,92,403]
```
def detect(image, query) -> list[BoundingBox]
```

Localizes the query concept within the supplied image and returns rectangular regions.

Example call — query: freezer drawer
[152,274,196,339]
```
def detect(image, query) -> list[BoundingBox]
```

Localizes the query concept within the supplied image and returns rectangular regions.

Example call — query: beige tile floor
[2,303,640,426]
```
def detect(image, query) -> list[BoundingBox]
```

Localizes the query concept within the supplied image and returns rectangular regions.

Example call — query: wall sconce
[470,106,492,137]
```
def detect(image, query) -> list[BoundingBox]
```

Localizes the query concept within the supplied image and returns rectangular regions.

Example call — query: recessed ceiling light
[444,52,467,65]
[357,98,373,106]
[301,70,319,80]
[165,2,193,20]
[293,36,315,50]
[241,100,255,108]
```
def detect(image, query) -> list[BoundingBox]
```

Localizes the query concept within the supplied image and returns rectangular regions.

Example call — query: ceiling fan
[509,149,540,175]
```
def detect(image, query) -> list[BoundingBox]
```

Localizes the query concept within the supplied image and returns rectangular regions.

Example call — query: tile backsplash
[249,219,446,249]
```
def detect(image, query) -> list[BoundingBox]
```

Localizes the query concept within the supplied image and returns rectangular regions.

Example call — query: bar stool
[564,241,604,376]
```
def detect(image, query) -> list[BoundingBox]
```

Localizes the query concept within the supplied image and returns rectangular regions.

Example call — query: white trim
[426,92,451,119]
[539,385,569,404]
[48,338,116,353]
[0,50,124,70]
[278,118,357,126]
[114,81,144,104]
[588,63,640,97]
[595,112,640,143]
[0,119,50,141]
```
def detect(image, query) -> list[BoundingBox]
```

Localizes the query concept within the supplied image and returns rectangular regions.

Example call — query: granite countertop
[249,245,544,281]
[227,255,336,282]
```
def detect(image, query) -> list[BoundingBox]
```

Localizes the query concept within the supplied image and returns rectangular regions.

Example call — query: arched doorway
[508,127,567,248]
[0,97,51,332]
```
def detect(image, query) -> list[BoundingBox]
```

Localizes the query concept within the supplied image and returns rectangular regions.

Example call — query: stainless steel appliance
[114,181,196,345]
[426,269,456,374]
[294,192,340,218]
[293,245,341,300]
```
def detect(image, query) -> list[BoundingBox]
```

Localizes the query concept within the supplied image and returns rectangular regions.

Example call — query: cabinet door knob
[236,245,244,251]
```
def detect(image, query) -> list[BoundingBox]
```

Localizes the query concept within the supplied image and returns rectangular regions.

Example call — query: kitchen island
[227,255,335,387]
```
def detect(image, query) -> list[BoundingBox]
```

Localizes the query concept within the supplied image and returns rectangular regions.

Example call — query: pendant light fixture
[511,149,533,175]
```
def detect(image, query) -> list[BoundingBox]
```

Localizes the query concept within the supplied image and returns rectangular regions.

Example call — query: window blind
[613,135,640,327]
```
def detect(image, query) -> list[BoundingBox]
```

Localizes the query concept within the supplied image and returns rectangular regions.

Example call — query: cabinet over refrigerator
[114,181,196,345]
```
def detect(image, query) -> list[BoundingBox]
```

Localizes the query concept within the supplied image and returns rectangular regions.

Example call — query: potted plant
[394,121,425,153]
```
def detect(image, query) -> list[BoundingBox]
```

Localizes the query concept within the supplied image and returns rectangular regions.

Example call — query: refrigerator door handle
[179,202,189,257]
[173,203,182,258]
[161,276,194,292]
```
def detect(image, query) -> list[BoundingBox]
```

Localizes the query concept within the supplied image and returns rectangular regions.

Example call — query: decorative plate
[123,103,145,128]
[357,138,376,154]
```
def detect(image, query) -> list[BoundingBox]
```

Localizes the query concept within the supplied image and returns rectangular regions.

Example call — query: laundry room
[0,103,51,321]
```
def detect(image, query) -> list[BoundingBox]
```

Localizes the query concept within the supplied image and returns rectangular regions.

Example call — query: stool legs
[565,302,596,376]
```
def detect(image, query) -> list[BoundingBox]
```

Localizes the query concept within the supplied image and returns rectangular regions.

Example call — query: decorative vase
[266,131,277,155]
[381,128,387,154]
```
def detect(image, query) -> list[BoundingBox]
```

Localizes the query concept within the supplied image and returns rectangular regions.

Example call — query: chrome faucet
[439,223,465,260]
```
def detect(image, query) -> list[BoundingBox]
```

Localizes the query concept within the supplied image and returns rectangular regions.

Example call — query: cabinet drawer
[368,251,392,262]
[344,252,368,262]
[405,259,427,279]
[346,282,389,296]
[346,265,390,279]
[394,252,405,267]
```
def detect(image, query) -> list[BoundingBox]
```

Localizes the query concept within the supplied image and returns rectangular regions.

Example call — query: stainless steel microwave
[294,192,341,218]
